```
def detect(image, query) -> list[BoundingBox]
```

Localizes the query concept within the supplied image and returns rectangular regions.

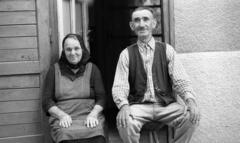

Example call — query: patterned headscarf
[59,34,91,72]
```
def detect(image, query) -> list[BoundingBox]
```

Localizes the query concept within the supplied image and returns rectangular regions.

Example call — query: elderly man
[112,7,200,143]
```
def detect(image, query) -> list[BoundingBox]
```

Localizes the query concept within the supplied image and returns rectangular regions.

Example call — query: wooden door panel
[0,49,38,62]
[0,100,40,113]
[0,111,41,125]
[0,62,40,75]
[0,75,39,89]
[0,88,40,101]
[0,0,50,142]
[0,0,36,11]
[0,37,38,50]
[0,25,37,37]
[0,123,42,138]
[0,11,36,25]
[0,135,43,143]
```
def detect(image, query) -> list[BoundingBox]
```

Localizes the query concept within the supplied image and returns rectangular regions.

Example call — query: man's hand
[59,113,72,128]
[184,99,201,124]
[117,105,134,128]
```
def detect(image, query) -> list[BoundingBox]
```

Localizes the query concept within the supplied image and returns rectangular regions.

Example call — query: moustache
[137,27,148,31]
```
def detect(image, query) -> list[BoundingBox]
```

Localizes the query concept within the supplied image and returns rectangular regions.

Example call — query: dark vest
[128,42,175,105]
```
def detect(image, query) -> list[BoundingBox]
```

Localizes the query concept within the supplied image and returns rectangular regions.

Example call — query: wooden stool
[142,122,165,143]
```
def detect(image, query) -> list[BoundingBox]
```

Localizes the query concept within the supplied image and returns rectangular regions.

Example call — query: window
[49,0,90,58]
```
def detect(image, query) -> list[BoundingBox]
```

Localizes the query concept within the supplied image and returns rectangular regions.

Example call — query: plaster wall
[174,0,240,142]
[179,52,240,143]
[175,0,240,53]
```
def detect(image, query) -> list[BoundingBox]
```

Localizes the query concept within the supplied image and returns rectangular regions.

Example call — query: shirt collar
[137,37,155,52]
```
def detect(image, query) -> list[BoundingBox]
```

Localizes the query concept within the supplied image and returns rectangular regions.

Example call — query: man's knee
[173,112,198,130]
[117,117,139,132]
[182,112,199,129]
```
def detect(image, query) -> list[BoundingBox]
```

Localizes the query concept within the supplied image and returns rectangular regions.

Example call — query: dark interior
[88,0,163,125]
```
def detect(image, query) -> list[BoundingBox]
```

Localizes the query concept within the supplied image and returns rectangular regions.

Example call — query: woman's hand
[48,106,73,128]
[85,112,99,128]
[59,113,72,128]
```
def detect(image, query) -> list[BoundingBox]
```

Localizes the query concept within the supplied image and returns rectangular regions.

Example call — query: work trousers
[117,102,198,143]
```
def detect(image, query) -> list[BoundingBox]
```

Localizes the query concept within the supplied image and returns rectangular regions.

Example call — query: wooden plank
[0,11,36,25]
[0,123,42,138]
[162,0,170,44]
[0,135,43,143]
[82,2,89,52]
[49,0,60,63]
[70,0,76,33]
[0,0,35,11]
[0,111,41,125]
[0,37,38,50]
[37,0,52,142]
[0,25,37,37]
[0,75,39,89]
[0,61,40,75]
[0,100,40,113]
[169,0,175,47]
[0,49,38,62]
[0,88,40,101]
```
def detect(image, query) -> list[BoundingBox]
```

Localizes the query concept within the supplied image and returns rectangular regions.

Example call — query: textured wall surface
[175,0,240,53]
[174,0,240,143]
[179,52,240,143]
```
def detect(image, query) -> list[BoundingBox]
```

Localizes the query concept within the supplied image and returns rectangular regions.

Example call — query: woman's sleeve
[42,65,56,116]
[90,64,107,109]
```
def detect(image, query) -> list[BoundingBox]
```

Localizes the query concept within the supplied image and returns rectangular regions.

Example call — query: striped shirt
[112,37,196,109]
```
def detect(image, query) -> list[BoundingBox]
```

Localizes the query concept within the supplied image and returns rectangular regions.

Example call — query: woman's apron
[49,63,105,143]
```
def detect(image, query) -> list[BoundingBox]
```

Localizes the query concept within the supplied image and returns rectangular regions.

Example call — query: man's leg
[117,104,153,143]
[154,102,198,143]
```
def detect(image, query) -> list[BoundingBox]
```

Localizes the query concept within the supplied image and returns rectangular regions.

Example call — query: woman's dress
[49,63,105,143]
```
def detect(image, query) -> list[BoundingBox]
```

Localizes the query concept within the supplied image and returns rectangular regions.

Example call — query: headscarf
[59,34,91,73]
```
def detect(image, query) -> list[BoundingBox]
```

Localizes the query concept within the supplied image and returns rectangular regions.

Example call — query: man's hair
[132,6,155,17]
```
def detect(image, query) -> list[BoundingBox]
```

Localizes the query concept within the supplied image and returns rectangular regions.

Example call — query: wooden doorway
[47,0,173,142]
[0,0,50,142]
[90,0,173,142]
[91,0,168,112]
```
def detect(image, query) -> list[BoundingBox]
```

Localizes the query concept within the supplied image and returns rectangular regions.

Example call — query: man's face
[130,9,156,40]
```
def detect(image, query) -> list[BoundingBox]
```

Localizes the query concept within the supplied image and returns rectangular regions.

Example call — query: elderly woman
[42,34,107,143]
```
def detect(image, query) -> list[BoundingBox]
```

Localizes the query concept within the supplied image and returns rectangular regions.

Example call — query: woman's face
[64,37,82,65]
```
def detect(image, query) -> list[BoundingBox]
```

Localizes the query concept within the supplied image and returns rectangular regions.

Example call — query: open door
[90,0,174,142]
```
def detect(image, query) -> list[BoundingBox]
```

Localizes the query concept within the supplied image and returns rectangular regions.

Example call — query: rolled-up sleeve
[166,44,196,102]
[112,49,130,109]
